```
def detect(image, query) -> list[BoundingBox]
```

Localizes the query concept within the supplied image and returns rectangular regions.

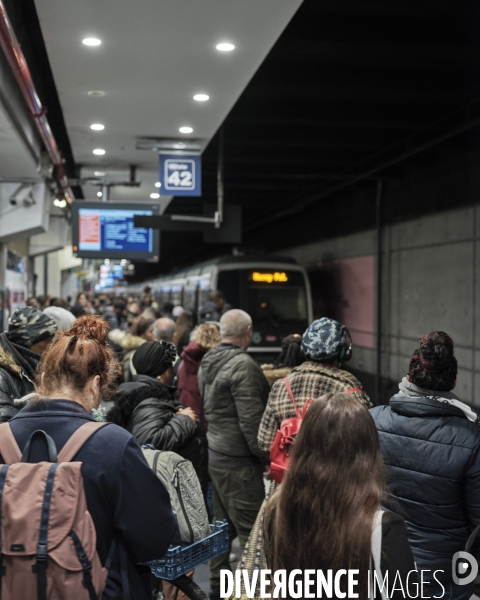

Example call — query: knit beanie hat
[7,307,57,347]
[132,340,177,378]
[301,317,346,361]
[43,306,76,331]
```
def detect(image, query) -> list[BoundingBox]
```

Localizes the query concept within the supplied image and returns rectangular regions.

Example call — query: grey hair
[153,318,176,342]
[220,309,252,340]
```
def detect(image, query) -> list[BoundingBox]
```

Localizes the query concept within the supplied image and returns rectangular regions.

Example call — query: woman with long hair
[0,316,176,600]
[264,393,416,600]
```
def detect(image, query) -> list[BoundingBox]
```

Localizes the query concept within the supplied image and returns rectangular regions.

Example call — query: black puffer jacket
[370,378,480,584]
[0,333,39,423]
[107,375,208,493]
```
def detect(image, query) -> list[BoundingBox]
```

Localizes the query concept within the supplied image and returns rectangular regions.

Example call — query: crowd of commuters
[0,287,477,600]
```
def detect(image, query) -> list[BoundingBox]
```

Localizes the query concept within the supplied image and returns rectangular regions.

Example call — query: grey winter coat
[198,343,270,460]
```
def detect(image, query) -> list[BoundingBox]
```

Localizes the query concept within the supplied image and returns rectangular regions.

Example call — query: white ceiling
[34,0,303,205]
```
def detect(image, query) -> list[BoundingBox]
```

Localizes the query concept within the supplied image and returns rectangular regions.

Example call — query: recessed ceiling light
[150,193,160,199]
[90,123,105,131]
[174,143,185,149]
[94,171,105,176]
[97,191,102,197]
[216,42,235,52]
[83,38,101,46]
[155,182,161,188]
[179,126,193,134]
[194,94,209,102]
[87,90,105,97]
[93,148,105,155]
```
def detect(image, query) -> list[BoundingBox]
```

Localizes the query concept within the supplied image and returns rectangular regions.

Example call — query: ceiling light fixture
[97,191,102,197]
[194,94,209,101]
[94,171,105,176]
[179,126,193,134]
[90,123,105,131]
[155,182,161,188]
[93,149,105,155]
[216,42,235,51]
[82,38,101,46]
[150,193,160,199]
[87,90,105,97]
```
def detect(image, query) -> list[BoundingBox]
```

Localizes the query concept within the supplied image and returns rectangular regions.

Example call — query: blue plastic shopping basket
[148,520,229,580]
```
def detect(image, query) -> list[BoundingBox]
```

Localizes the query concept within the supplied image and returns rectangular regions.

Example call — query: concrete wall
[280,204,480,406]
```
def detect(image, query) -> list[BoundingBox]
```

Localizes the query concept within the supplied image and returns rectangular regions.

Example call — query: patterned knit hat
[301,317,346,361]
[7,307,57,347]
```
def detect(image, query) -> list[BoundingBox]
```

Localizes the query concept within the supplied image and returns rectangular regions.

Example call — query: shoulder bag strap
[283,378,302,419]
[0,422,22,463]
[370,510,388,600]
[57,421,108,462]
[344,387,363,394]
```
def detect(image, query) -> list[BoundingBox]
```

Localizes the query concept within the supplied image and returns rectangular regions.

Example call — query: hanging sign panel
[159,153,202,196]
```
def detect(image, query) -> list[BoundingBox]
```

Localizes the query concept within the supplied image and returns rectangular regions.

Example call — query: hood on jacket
[390,377,479,422]
[120,333,145,350]
[181,341,208,365]
[0,344,22,379]
[0,332,39,380]
[199,344,244,386]
[107,375,179,428]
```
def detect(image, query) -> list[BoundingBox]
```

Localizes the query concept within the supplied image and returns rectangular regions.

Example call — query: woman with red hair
[0,316,176,600]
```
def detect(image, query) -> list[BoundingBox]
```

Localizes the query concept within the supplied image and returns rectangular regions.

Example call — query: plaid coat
[257,361,372,453]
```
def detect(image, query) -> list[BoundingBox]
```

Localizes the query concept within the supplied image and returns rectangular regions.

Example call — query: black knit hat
[132,340,176,378]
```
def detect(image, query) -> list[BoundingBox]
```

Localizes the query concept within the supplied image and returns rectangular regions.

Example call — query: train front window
[247,271,307,323]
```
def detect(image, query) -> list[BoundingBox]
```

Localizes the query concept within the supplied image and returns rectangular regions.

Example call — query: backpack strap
[57,421,108,463]
[0,422,22,464]
[283,378,302,419]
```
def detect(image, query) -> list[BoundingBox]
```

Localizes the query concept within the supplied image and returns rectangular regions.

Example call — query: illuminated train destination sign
[251,271,289,283]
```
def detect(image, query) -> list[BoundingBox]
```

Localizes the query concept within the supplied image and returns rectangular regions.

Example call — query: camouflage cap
[301,317,346,361]
[7,306,57,347]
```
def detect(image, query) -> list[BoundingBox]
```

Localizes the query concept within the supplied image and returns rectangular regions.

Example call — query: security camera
[9,183,33,206]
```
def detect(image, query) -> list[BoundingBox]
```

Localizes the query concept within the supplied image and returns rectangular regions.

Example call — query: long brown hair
[264,393,385,599]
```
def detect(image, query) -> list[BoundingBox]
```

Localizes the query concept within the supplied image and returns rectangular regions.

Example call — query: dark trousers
[208,463,265,591]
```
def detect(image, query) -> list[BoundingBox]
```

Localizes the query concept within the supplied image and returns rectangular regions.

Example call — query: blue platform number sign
[159,153,202,197]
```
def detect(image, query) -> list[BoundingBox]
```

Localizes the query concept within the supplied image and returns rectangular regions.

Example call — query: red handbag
[269,383,364,484]
[270,378,313,484]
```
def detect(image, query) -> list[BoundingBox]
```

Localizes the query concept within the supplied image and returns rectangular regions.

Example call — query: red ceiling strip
[0,0,75,202]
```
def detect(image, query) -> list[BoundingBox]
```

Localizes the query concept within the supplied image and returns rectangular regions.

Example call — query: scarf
[398,377,480,424]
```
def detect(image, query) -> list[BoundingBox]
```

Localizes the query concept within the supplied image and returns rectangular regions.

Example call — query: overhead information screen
[72,202,160,261]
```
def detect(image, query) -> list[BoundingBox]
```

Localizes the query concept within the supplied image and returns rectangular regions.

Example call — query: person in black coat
[0,307,57,423]
[1,316,177,600]
[107,340,208,496]
[370,332,480,600]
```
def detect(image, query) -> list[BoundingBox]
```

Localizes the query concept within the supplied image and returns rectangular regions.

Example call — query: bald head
[220,309,253,349]
[153,317,176,342]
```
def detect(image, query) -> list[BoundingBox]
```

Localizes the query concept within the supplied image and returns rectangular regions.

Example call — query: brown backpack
[0,421,112,600]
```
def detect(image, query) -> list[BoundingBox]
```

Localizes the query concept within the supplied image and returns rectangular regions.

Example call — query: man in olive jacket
[198,309,269,600]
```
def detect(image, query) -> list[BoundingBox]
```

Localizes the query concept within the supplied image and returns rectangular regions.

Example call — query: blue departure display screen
[78,208,153,253]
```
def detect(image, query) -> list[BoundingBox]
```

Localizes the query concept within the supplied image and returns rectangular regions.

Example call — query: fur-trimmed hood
[107,376,180,429]
[0,345,22,378]
[120,334,145,350]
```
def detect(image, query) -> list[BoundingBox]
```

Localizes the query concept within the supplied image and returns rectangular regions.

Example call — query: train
[130,255,313,358]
